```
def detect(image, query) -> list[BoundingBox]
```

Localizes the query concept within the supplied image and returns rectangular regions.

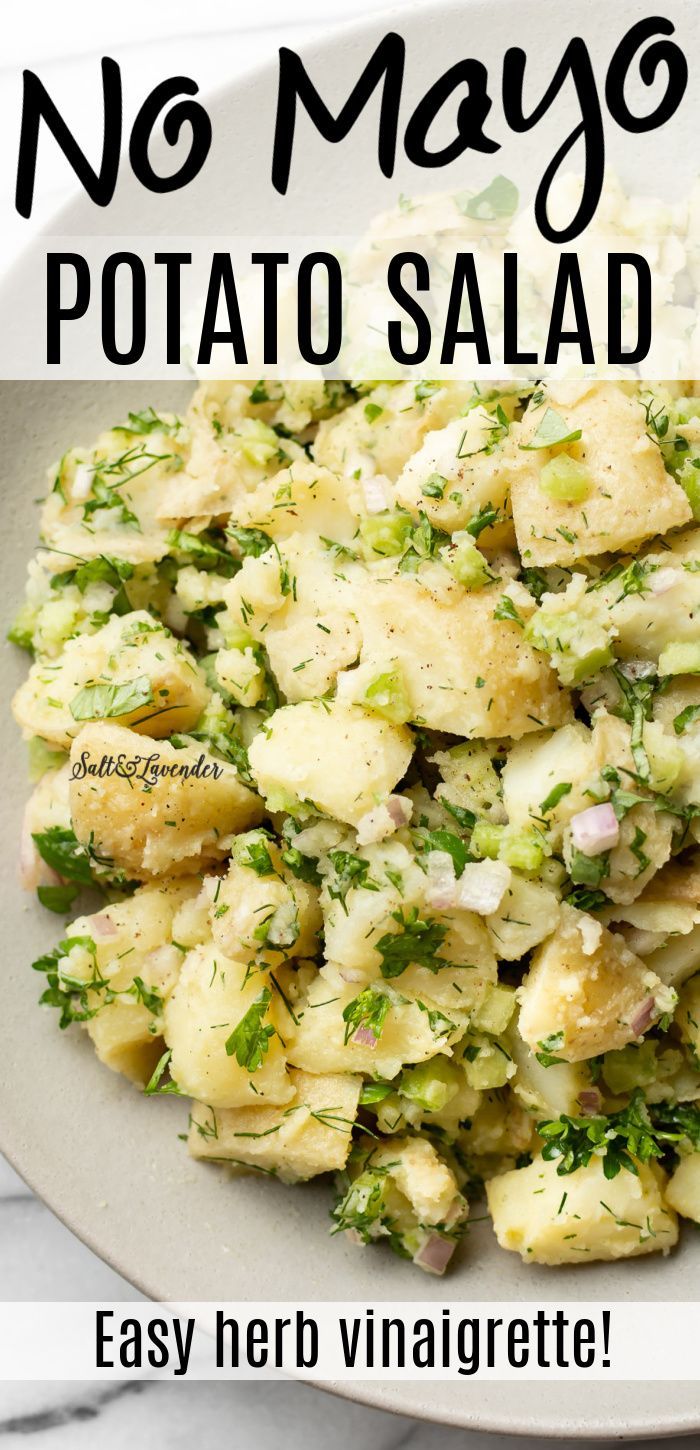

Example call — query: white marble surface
[0,2,698,1444]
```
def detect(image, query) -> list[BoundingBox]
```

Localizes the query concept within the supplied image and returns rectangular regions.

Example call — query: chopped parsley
[376,907,449,979]
[69,675,154,722]
[224,988,276,1072]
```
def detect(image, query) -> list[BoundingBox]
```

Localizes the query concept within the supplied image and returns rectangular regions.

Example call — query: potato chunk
[501,722,594,842]
[206,835,321,962]
[12,611,209,749]
[221,537,362,702]
[347,572,569,740]
[665,1154,700,1222]
[69,722,262,879]
[287,973,472,1079]
[487,1153,677,1264]
[510,383,691,567]
[163,942,293,1108]
[20,762,71,891]
[248,699,414,826]
[233,460,359,542]
[40,421,187,567]
[320,839,497,1013]
[60,879,199,1083]
[517,904,676,1062]
[313,380,474,481]
[188,1069,362,1181]
[394,409,515,545]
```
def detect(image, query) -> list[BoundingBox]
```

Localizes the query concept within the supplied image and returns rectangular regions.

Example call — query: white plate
[1,0,698,1435]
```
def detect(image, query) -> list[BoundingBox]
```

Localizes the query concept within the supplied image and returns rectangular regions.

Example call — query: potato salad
[10,378,700,1275]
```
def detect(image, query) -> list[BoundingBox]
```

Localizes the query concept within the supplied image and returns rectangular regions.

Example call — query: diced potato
[313,381,475,481]
[487,1153,678,1264]
[320,839,497,1012]
[458,1090,535,1164]
[233,460,359,542]
[486,877,561,960]
[600,857,700,944]
[60,879,199,1083]
[188,1069,362,1181]
[163,942,293,1108]
[645,923,700,989]
[501,723,594,841]
[69,722,262,878]
[19,762,72,891]
[221,537,362,702]
[509,1022,595,1117]
[87,1000,166,1085]
[665,1153,700,1222]
[518,903,676,1062]
[206,837,322,962]
[394,410,515,545]
[431,741,505,821]
[510,383,691,567]
[40,423,187,567]
[155,410,305,522]
[248,699,414,826]
[347,570,570,740]
[586,713,674,905]
[12,611,209,749]
[675,973,700,1060]
[287,972,472,1079]
[65,879,198,991]
[610,560,700,662]
[370,1134,465,1227]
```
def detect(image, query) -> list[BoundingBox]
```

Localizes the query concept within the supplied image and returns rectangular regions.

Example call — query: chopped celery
[602,1041,657,1095]
[471,984,517,1036]
[524,609,614,686]
[645,735,684,794]
[659,641,700,676]
[239,420,281,466]
[7,603,36,651]
[441,536,493,590]
[463,1036,513,1089]
[470,821,504,859]
[500,829,545,872]
[539,455,591,502]
[540,858,567,887]
[359,510,413,557]
[363,668,412,724]
[678,459,700,519]
[27,737,68,783]
[563,644,615,686]
[400,1058,461,1113]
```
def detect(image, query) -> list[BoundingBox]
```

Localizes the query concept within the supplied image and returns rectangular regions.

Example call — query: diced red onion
[145,944,182,978]
[412,1234,456,1275]
[619,659,657,682]
[649,568,678,596]
[457,860,511,915]
[577,1088,603,1116]
[386,795,411,828]
[91,913,119,940]
[352,1026,378,1048]
[425,850,458,909]
[356,796,410,846]
[339,966,365,984]
[570,803,619,855]
[630,995,657,1036]
[362,476,391,514]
